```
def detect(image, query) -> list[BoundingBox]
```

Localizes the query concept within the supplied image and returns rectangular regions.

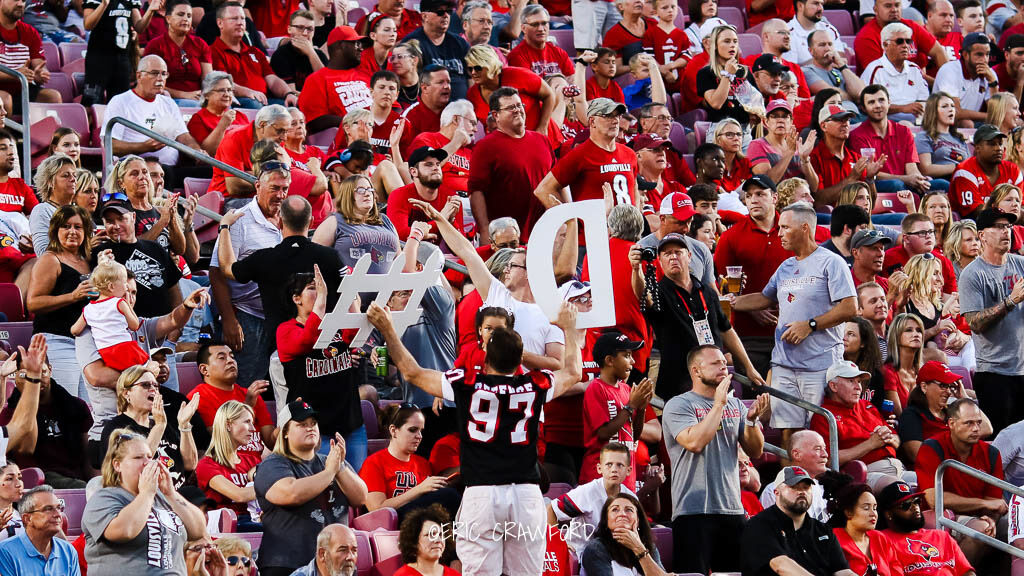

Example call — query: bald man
[292,524,360,576]
[758,430,831,521]
[742,19,811,98]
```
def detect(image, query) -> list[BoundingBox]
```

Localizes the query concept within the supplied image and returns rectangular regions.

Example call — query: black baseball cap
[287,399,318,422]
[876,480,925,511]
[752,54,788,75]
[973,123,1007,145]
[592,331,644,367]
[1006,34,1024,51]
[420,0,455,12]
[100,198,133,217]
[975,208,1018,230]
[408,146,448,167]
[962,32,992,52]
[742,174,776,192]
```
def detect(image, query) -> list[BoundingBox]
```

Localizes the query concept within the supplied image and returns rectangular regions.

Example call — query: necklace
[400,82,420,101]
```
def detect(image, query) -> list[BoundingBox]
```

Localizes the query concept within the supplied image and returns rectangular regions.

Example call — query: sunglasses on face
[896,497,922,510]
[227,556,252,567]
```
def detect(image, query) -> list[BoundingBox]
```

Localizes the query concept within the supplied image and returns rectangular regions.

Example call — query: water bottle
[881,399,896,429]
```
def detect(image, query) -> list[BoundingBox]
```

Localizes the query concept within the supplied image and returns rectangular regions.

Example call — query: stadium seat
[179,106,201,123]
[371,555,404,576]
[361,400,379,438]
[29,103,91,141]
[677,108,706,130]
[0,284,25,321]
[61,58,86,75]
[367,438,389,455]
[21,467,44,489]
[30,115,60,166]
[718,6,746,30]
[90,104,106,147]
[683,153,695,173]
[668,121,687,153]
[55,488,87,536]
[184,177,212,197]
[550,29,575,53]
[194,191,226,244]
[544,483,572,500]
[308,127,338,148]
[651,525,672,571]
[238,108,259,122]
[218,508,238,533]
[840,460,867,483]
[41,41,60,72]
[176,362,203,396]
[353,507,399,532]
[737,34,762,58]
[694,121,711,147]
[58,42,87,67]
[0,322,34,350]
[233,532,263,554]
[265,400,277,421]
[355,530,374,576]
[43,73,76,104]
[265,36,286,53]
[614,73,637,89]
[348,7,367,26]
[370,530,401,563]
[872,192,915,214]
[824,9,855,35]
[949,365,972,390]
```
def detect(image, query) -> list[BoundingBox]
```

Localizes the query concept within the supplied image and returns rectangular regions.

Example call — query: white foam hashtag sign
[315,250,444,349]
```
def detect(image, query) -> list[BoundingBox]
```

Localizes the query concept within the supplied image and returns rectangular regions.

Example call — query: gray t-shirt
[802,64,848,93]
[638,233,715,288]
[663,390,746,518]
[763,247,856,371]
[914,131,970,168]
[77,319,162,440]
[992,420,1024,488]
[29,201,57,257]
[82,488,186,576]
[399,283,457,408]
[959,254,1024,375]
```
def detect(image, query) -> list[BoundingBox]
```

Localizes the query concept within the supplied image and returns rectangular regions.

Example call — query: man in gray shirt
[959,209,1024,435]
[802,29,865,107]
[662,344,769,575]
[637,191,716,287]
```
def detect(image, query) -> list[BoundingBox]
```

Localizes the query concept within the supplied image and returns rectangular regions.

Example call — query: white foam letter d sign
[525,199,615,329]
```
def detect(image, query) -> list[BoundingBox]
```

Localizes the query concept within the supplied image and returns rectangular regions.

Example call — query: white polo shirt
[860,55,930,105]
[933,59,989,112]
[784,18,849,66]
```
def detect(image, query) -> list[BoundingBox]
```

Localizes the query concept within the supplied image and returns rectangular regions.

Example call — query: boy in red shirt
[642,0,690,88]
[584,48,626,103]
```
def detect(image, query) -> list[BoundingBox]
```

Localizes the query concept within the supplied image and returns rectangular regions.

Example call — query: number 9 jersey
[440,367,555,487]
[83,0,140,51]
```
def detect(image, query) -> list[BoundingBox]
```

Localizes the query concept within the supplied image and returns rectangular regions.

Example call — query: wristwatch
[808,318,818,332]
[219,224,230,232]
[17,371,40,383]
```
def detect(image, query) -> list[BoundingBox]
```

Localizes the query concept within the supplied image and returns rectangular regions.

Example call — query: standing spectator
[464,47,555,136]
[355,0,421,39]
[808,105,884,206]
[601,0,647,61]
[253,401,367,576]
[403,0,470,100]
[960,209,1024,434]
[187,72,249,156]
[850,84,931,194]
[822,204,870,264]
[0,0,58,113]
[857,282,890,358]
[143,0,212,105]
[997,37,1024,101]
[408,99,475,201]
[950,124,1023,219]
[82,430,207,576]
[853,0,945,73]
[810,359,903,486]
[994,418,1024,487]
[641,0,689,87]
[734,202,858,438]
[845,316,887,407]
[270,10,328,92]
[211,2,296,109]
[209,163,285,387]
[582,48,624,104]
[0,484,80,576]
[508,6,572,76]
[469,87,554,242]
[386,147,464,241]
[851,228,893,288]
[637,190,716,287]
[818,474,904,576]
[312,174,401,275]
[759,430,831,522]
[882,312,925,414]
[297,26,373,133]
[663,344,768,574]
[877,480,977,576]
[916,93,969,189]
[391,41,422,108]
[920,191,953,248]
[80,0,160,105]
[786,0,849,66]
[195,0,267,51]
[633,132,684,210]
[859,24,930,122]
[580,493,668,576]
[933,33,998,125]
[925,0,958,63]
[945,220,981,280]
[882,212,958,295]
[195,400,262,531]
[210,104,291,197]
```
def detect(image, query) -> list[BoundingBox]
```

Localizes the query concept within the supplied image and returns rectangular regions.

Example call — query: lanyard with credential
[674,284,708,320]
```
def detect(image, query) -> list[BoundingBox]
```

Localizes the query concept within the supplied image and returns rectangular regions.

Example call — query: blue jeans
[174,98,201,107]
[319,425,368,472]
[231,309,271,388]
[874,179,906,192]
[235,97,264,110]
[42,333,86,400]
[930,178,950,192]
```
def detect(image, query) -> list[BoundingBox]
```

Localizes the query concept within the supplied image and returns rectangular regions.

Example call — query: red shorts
[98,341,150,371]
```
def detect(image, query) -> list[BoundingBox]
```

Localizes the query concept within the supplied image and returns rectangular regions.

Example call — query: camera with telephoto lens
[639,247,657,263]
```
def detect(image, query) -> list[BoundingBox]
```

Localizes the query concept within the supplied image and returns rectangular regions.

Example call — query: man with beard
[758,430,831,522]
[386,146,464,241]
[292,524,360,576]
[950,125,1024,219]
[785,0,849,66]
[933,33,999,126]
[298,26,374,133]
[857,282,890,357]
[743,466,854,575]
[877,480,977,576]
[743,20,810,98]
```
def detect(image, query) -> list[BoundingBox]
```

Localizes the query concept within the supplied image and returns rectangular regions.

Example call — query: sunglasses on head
[101,191,128,203]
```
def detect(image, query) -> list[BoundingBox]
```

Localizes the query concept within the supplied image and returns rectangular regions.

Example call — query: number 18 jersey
[441,367,555,487]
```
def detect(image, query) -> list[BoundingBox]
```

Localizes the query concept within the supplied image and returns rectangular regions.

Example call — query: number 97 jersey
[441,367,555,487]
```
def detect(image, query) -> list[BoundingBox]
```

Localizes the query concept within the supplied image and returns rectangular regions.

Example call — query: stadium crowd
[0,0,1023,573]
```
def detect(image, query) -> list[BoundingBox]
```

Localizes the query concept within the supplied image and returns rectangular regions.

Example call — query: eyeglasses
[290,24,315,32]
[905,229,936,238]
[101,191,128,203]
[928,381,955,390]
[498,103,525,113]
[896,497,922,510]
[186,543,215,554]
[987,222,1015,230]
[388,53,411,62]
[132,381,158,390]
[227,556,252,567]
[494,240,519,249]
[469,17,493,24]
[142,70,170,78]
[26,503,65,515]
[354,186,375,196]
[508,263,527,270]
[889,37,913,45]
[570,294,592,304]
[720,131,743,139]
[524,20,550,26]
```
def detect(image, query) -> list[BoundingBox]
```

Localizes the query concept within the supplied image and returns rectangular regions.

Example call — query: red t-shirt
[995,63,1019,95]
[394,565,460,576]
[507,41,574,76]
[550,138,638,243]
[384,182,463,240]
[742,491,763,519]
[543,346,600,448]
[930,31,963,77]
[298,67,373,123]
[747,0,795,27]
[0,178,38,215]
[210,123,255,196]
[410,131,471,199]
[468,129,555,239]
[602,20,648,57]
[882,363,911,412]
[401,99,443,135]
[849,120,920,176]
[715,214,792,338]
[915,430,1004,502]
[854,18,937,72]
[187,107,250,146]
[359,448,433,497]
[0,22,42,93]
[248,0,300,38]
[429,432,460,474]
[809,139,862,192]
[143,33,212,92]
[186,382,273,458]
[467,67,545,131]
[834,528,904,576]
[810,397,897,465]
[585,76,625,103]
[882,245,957,294]
[580,377,637,489]
[880,528,973,576]
[949,156,1024,217]
[357,47,392,77]
[211,38,273,94]
[642,24,690,68]
[455,289,483,351]
[195,451,262,516]
[717,155,753,192]
[355,7,422,38]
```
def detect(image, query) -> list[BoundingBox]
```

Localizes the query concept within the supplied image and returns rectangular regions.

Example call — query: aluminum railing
[0,65,33,182]
[746,379,840,471]
[934,459,1024,559]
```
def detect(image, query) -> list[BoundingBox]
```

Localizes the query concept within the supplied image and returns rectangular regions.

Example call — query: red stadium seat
[361,400,380,438]
[217,508,238,533]
[370,530,401,563]
[90,104,106,147]
[61,58,86,75]
[41,41,60,72]
[29,103,91,141]
[737,34,762,59]
[353,507,399,532]
[176,361,203,397]
[668,121,687,154]
[21,467,44,489]
[677,108,706,129]
[308,127,338,148]
[194,191,226,244]
[651,525,673,571]
[694,120,711,147]
[550,29,575,53]
[544,483,572,500]
[718,6,746,31]
[348,6,368,26]
[58,42,87,66]
[371,555,404,576]
[0,322,33,350]
[355,530,374,576]
[824,9,855,35]
[683,154,695,173]
[43,73,76,103]
[233,532,263,553]
[840,460,868,483]
[873,192,915,214]
[367,438,389,455]
[0,284,25,322]
[55,488,87,536]
[184,177,212,197]
[948,365,973,390]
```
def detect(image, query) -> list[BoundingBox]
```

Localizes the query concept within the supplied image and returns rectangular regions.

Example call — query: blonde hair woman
[105,155,186,255]
[331,108,405,198]
[465,44,556,134]
[82,429,207,576]
[28,153,78,256]
[196,400,262,531]
[1009,126,1024,174]
[943,220,981,279]
[776,177,814,208]
[986,92,1022,135]
[99,365,200,489]
[698,24,750,127]
[918,192,952,247]
[896,254,956,342]
[711,118,751,192]
[313,174,400,276]
[73,168,101,218]
[882,312,926,415]
[214,536,254,576]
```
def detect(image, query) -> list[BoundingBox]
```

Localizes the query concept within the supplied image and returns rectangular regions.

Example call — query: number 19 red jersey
[441,367,554,487]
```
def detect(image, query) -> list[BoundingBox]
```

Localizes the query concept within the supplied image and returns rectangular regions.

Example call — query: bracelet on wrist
[179,424,193,432]
[636,549,649,561]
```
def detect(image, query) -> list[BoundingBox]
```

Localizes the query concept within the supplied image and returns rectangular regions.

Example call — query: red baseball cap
[916,361,962,385]
[327,26,371,47]
[659,192,697,222]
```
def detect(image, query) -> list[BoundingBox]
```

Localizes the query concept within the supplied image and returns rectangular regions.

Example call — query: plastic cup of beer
[725,266,743,294]
[860,148,875,160]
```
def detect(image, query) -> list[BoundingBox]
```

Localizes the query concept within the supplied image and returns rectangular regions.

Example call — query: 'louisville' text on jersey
[600,163,634,174]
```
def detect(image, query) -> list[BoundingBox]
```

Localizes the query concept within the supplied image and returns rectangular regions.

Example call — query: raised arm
[214,209,244,280]
[549,302,582,399]
[408,197,495,298]
[7,334,46,453]
[366,302,445,398]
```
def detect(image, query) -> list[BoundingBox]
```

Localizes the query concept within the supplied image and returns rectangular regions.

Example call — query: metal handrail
[750,382,841,471]
[0,65,32,182]
[935,459,1024,559]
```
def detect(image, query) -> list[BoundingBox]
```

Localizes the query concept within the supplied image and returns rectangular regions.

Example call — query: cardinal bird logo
[787,292,796,303]
[906,538,940,561]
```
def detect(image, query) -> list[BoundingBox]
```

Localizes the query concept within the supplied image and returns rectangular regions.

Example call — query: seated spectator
[196,400,262,531]
[188,72,250,157]
[641,0,689,87]
[859,23,929,123]
[396,0,471,100]
[211,2,296,109]
[290,524,360,576]
[749,99,819,188]
[890,254,947,340]
[108,155,186,255]
[811,359,903,486]
[697,25,752,129]
[809,106,884,206]
[846,315,886,404]
[360,404,460,519]
[877,480,977,575]
[298,26,374,133]
[0,464,24,543]
[916,93,970,189]
[387,147,464,241]
[184,534,230,576]
[48,128,81,169]
[324,111,406,197]
[858,282,891,357]
[739,447,763,518]
[583,48,625,104]
[99,365,199,488]
[28,153,76,263]
[883,212,957,295]
[854,0,945,72]
[945,220,981,280]
[581,493,668,576]
[254,400,368,575]
[742,467,853,576]
[822,204,870,264]
[248,140,329,216]
[391,41,423,108]
[213,536,254,576]
[508,5,572,76]
[460,1,507,54]
[143,0,212,106]
[803,29,864,106]
[851,84,931,194]
[986,92,1021,136]
[851,228,894,288]
[710,118,752,195]
[0,129,36,242]
[210,103,291,197]
[759,430,831,522]
[818,473,904,575]
[882,312,925,414]
[899,360,973,463]
[919,191,953,248]
[358,15,397,76]
[684,0,717,50]
[355,0,421,38]
[0,485,80,575]
[195,0,268,53]
[73,170,100,218]
[633,133,684,211]
[285,108,328,166]
[0,0,60,114]
[915,398,1007,564]
[82,430,206,575]
[401,64,451,136]
[394,504,459,576]
[312,174,401,275]
[688,213,717,253]
[933,33,998,126]
[270,9,328,93]
[408,99,475,202]
[950,124,1024,219]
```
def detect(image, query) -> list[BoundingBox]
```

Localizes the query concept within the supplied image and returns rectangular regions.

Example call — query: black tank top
[33,261,88,338]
